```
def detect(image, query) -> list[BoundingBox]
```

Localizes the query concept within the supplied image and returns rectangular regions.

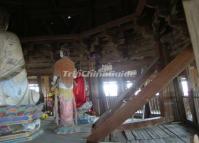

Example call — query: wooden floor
[108,122,198,143]
[26,118,198,143]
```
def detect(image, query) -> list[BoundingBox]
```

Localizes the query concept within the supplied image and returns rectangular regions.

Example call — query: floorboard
[110,122,198,143]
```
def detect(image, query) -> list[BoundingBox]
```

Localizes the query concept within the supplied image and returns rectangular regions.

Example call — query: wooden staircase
[87,48,194,143]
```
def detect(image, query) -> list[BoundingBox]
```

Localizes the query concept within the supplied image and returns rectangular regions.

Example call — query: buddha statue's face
[60,50,64,58]
[0,9,9,31]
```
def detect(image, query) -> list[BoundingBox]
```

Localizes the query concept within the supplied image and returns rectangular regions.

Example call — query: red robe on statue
[73,75,87,108]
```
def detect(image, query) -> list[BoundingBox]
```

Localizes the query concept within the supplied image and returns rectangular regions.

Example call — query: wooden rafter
[20,14,135,43]
[20,0,146,44]
[87,48,194,142]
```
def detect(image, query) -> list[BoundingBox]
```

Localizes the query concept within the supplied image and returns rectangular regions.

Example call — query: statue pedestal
[0,104,43,143]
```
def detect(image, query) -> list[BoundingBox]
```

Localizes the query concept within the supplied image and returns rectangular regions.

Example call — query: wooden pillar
[90,77,101,116]
[40,76,50,111]
[187,66,198,125]
[183,0,199,73]
[98,78,108,115]
[144,103,151,118]
[161,83,175,122]
[37,76,44,104]
[154,25,179,121]
[173,78,187,122]
[152,12,170,118]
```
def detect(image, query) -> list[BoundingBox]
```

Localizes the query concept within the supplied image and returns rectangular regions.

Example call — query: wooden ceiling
[0,0,190,76]
[0,0,138,37]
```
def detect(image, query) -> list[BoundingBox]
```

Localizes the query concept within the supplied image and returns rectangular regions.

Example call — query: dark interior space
[0,0,199,143]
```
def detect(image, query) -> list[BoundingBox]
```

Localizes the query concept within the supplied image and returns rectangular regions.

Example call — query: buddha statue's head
[60,44,70,58]
[0,8,9,31]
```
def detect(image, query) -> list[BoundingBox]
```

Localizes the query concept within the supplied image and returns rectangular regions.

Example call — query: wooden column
[98,78,108,115]
[37,76,45,104]
[40,76,50,111]
[187,66,199,125]
[183,0,199,73]
[173,78,187,122]
[90,77,101,116]
[161,82,178,122]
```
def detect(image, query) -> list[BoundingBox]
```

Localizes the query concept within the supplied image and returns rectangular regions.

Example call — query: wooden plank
[142,139,166,143]
[161,123,193,143]
[124,130,135,141]
[158,125,176,137]
[153,126,170,138]
[111,130,124,142]
[144,128,157,139]
[87,48,194,142]
[134,129,151,140]
[163,124,190,137]
[131,130,143,140]
[150,126,168,139]
[119,117,165,131]
[144,127,161,139]
[114,132,127,143]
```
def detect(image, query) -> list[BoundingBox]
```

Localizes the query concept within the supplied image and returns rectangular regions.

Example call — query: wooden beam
[81,0,146,37]
[112,58,155,71]
[187,66,199,125]
[119,117,165,131]
[135,0,146,16]
[20,14,135,43]
[25,57,154,76]
[27,68,53,76]
[80,14,135,37]
[20,0,147,44]
[21,34,80,44]
[87,48,194,142]
[93,57,158,129]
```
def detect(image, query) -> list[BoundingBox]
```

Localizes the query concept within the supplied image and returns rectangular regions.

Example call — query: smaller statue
[52,48,77,134]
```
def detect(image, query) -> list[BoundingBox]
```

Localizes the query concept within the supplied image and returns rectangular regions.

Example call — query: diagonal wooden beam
[93,57,158,129]
[87,48,194,143]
